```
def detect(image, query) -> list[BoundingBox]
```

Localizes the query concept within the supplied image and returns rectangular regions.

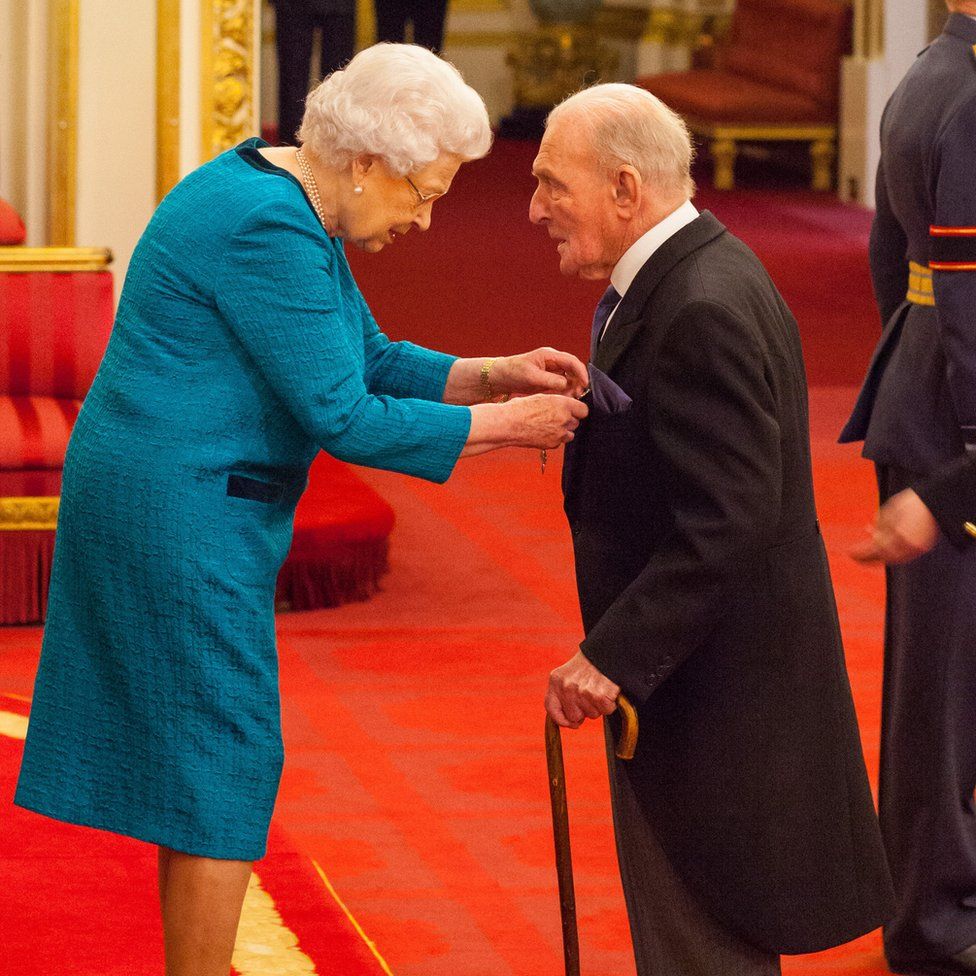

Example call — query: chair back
[0,270,113,399]
[720,0,852,112]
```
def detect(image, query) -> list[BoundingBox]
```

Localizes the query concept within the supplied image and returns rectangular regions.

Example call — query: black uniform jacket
[563,212,895,954]
[841,14,976,473]
[915,453,976,547]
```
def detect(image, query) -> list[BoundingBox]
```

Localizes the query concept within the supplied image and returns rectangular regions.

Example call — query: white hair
[548,84,695,198]
[299,44,492,176]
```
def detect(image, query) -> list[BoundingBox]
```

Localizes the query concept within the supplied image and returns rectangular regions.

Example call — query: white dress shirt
[600,199,700,342]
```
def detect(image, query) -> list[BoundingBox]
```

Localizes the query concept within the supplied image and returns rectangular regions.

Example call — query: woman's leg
[158,846,253,976]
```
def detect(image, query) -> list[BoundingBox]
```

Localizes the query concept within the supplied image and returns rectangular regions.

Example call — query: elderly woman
[15,44,587,975]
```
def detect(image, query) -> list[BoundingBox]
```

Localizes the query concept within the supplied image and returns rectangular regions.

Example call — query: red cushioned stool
[276,453,395,611]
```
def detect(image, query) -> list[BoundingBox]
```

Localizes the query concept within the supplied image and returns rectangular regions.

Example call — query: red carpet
[0,689,392,975]
[0,141,891,973]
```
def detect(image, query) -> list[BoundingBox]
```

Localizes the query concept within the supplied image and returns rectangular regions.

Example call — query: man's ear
[613,166,642,216]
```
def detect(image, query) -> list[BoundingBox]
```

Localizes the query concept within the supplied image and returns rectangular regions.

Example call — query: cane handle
[615,693,638,760]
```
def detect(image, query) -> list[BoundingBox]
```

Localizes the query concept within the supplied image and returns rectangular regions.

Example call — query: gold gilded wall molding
[201,0,256,163]
[48,0,79,246]
[0,498,60,531]
[853,0,883,58]
[157,0,181,201]
[641,7,731,47]
[0,246,113,272]
[451,0,510,12]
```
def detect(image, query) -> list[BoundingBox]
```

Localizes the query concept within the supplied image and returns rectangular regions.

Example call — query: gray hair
[548,84,695,198]
[299,44,492,176]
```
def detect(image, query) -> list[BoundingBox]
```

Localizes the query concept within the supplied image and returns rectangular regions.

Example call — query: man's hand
[546,650,620,729]
[850,488,941,564]
[496,348,589,399]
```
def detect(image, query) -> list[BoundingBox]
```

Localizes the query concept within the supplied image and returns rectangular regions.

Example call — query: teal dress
[14,139,471,859]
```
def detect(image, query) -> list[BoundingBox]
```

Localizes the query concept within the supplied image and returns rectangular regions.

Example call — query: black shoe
[889,945,976,976]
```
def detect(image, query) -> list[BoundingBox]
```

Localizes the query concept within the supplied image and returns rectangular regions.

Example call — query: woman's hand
[850,488,941,564]
[504,393,589,449]
[493,349,589,399]
[462,394,588,457]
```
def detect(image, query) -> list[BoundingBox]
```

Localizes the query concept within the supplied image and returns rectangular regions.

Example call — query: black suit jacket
[563,212,895,954]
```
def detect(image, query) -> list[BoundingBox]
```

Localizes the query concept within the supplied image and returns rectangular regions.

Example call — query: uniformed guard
[841,4,976,973]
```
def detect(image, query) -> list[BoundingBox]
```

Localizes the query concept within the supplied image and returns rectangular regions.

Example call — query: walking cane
[545,694,638,976]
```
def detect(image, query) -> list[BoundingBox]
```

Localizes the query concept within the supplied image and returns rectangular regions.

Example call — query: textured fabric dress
[14,139,471,859]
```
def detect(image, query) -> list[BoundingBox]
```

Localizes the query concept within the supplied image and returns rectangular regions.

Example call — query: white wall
[0,0,50,245]
[840,0,930,205]
[76,0,157,285]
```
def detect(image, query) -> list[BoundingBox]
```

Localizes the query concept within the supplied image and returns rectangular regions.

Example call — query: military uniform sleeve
[914,454,976,548]
[869,146,910,325]
[930,92,976,453]
[580,302,782,704]
[214,198,471,483]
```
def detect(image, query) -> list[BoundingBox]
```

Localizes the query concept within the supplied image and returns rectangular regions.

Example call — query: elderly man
[533,84,894,975]
[840,4,976,972]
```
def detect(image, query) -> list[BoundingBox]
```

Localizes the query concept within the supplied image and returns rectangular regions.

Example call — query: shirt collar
[610,199,700,297]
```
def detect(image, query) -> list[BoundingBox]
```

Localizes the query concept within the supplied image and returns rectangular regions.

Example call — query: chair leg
[810,139,835,191]
[711,138,737,190]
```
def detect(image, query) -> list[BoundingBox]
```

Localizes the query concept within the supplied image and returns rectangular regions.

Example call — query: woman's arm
[443,350,589,406]
[215,199,586,481]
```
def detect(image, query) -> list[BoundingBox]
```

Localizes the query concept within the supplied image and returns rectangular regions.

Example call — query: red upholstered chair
[0,247,114,624]
[636,0,852,190]
[0,245,393,622]
[0,199,26,245]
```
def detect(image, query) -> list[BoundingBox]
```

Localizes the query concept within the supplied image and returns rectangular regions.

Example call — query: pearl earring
[353,185,363,195]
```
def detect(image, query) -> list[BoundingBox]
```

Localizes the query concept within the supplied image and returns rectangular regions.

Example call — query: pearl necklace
[295,147,328,230]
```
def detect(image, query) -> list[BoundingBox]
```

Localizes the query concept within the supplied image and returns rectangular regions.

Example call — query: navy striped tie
[590,285,621,361]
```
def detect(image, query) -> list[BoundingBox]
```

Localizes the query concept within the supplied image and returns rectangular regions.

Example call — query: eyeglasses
[405,176,440,208]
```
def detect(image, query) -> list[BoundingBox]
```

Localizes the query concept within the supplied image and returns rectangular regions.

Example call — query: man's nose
[413,207,432,232]
[528,188,547,225]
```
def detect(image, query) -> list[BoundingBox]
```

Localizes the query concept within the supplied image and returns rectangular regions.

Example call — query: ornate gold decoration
[201,0,257,162]
[48,0,79,246]
[508,24,618,109]
[0,498,61,531]
[157,0,182,202]
[0,247,113,272]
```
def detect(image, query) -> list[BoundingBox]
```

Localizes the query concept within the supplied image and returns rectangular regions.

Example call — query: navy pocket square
[587,365,632,415]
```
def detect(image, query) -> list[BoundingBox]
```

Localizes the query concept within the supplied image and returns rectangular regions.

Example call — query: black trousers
[604,724,781,976]
[878,464,976,964]
[374,0,448,51]
[275,1,355,145]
